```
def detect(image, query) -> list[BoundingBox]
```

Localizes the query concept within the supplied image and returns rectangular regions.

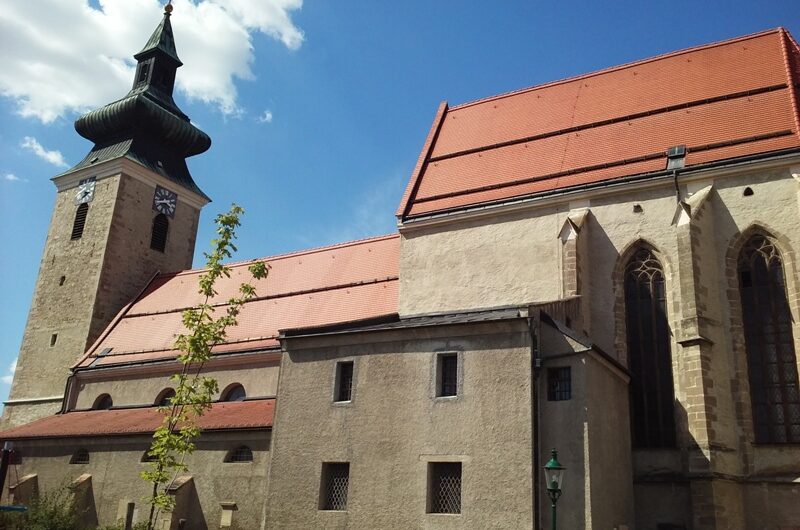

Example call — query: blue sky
[1,0,798,404]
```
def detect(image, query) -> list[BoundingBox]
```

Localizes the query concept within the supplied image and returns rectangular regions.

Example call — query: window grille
[738,235,800,443]
[220,384,246,402]
[150,213,168,252]
[71,203,89,240]
[624,248,676,448]
[548,367,572,401]
[438,354,458,397]
[225,446,253,463]
[335,362,354,402]
[428,462,461,514]
[93,394,113,410]
[70,449,90,464]
[320,463,349,511]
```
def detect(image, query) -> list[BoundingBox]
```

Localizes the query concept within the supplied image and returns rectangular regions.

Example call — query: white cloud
[0,359,17,385]
[3,173,26,182]
[257,110,273,123]
[0,0,304,122]
[20,136,69,168]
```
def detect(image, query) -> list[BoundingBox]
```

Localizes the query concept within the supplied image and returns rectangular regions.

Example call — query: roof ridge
[158,232,400,279]
[450,28,784,111]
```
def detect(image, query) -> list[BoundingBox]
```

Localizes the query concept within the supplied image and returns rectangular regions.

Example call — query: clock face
[74,178,96,205]
[153,185,178,218]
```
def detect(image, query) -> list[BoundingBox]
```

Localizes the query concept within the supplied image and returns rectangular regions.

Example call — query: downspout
[525,307,542,529]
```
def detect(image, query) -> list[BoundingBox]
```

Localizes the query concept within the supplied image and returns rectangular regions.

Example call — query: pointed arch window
[71,203,89,240]
[625,248,676,448]
[738,235,800,443]
[150,213,168,252]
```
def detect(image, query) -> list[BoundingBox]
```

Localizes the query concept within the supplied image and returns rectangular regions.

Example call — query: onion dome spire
[70,3,211,200]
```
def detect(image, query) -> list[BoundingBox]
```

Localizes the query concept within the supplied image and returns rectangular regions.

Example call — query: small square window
[427,462,461,514]
[436,354,458,397]
[319,462,349,511]
[334,361,354,402]
[547,367,571,401]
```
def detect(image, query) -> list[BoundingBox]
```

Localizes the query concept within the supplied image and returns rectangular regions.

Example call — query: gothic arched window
[150,213,169,252]
[625,248,676,448]
[71,203,89,240]
[738,235,800,443]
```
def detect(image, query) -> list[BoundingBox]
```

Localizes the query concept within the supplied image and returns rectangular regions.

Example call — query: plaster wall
[72,358,279,409]
[267,322,535,529]
[3,431,269,529]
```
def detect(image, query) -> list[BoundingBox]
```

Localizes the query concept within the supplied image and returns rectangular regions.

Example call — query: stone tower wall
[3,164,202,428]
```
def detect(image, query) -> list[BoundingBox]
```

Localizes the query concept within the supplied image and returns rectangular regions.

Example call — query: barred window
[738,235,800,443]
[335,361,354,402]
[319,462,349,511]
[437,354,458,397]
[70,449,90,464]
[71,203,89,240]
[548,367,571,401]
[427,462,461,514]
[150,213,168,252]
[225,446,253,463]
[625,248,676,448]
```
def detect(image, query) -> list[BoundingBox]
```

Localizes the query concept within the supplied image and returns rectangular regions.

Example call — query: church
[1,5,799,530]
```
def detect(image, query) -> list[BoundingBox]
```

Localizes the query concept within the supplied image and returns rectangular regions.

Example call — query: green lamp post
[543,448,565,530]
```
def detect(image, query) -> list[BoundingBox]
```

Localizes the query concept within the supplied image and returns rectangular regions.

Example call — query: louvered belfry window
[428,462,462,514]
[738,235,800,443]
[625,248,676,448]
[150,213,168,252]
[320,463,349,511]
[71,203,89,240]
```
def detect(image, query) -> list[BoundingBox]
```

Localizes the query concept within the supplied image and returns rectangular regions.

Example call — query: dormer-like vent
[666,145,686,170]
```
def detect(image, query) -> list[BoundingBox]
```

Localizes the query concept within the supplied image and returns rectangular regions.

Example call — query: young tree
[140,204,268,529]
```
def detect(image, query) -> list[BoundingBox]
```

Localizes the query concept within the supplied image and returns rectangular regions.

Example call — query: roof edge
[397,101,449,218]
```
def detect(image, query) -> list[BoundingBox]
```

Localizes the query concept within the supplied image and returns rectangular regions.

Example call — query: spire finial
[164,1,173,14]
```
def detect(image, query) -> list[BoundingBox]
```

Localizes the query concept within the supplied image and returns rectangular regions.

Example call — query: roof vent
[666,145,686,170]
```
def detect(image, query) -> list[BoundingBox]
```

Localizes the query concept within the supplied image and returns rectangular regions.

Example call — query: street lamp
[543,448,565,530]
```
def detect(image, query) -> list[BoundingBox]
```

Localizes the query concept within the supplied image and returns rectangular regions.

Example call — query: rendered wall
[267,321,534,529]
[2,431,270,529]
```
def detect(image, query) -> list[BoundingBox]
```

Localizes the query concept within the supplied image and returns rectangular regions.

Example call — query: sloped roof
[398,28,800,219]
[0,399,274,440]
[75,234,399,368]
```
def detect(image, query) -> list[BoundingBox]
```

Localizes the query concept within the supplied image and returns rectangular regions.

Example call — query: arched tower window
[71,203,89,240]
[150,213,169,252]
[625,248,676,448]
[738,235,800,443]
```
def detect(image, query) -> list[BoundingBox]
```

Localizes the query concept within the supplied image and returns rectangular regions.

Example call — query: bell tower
[3,5,211,427]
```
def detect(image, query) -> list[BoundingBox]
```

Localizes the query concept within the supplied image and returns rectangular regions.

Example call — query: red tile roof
[76,234,399,368]
[398,29,800,219]
[0,399,275,440]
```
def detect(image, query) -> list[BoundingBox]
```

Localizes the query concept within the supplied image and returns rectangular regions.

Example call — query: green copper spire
[135,3,181,66]
[70,3,210,200]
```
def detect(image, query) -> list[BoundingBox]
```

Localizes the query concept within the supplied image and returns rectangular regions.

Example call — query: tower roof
[67,4,210,200]
[135,6,182,66]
